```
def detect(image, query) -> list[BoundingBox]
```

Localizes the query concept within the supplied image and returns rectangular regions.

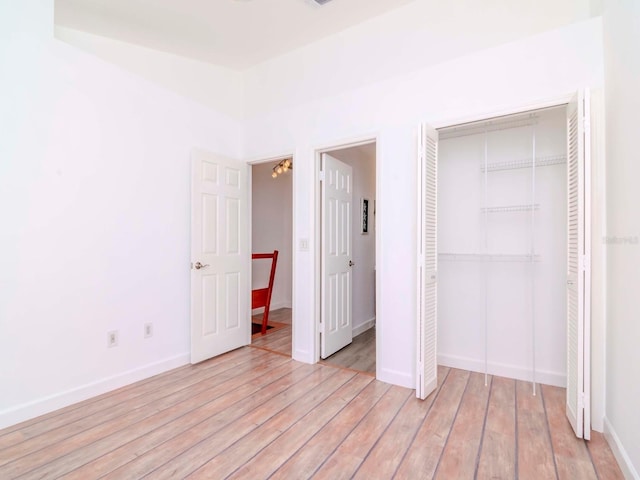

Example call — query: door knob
[348,260,355,267]
[194,262,210,270]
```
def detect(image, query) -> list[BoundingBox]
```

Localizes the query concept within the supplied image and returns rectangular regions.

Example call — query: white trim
[245,150,295,166]
[353,317,376,337]
[432,94,573,130]
[378,367,413,388]
[437,353,566,388]
[313,133,380,154]
[374,135,383,381]
[313,149,322,365]
[603,417,640,480]
[293,348,313,364]
[291,149,298,365]
[0,353,189,430]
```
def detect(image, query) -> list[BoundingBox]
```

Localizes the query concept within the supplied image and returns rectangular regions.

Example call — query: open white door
[320,153,353,359]
[417,124,438,400]
[566,90,591,439]
[190,149,249,364]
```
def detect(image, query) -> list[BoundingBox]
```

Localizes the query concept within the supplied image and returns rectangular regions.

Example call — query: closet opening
[436,105,568,392]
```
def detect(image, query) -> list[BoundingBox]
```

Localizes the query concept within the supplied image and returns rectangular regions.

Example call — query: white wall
[328,145,376,334]
[251,162,292,312]
[0,0,241,428]
[244,0,592,118]
[243,18,604,390]
[602,0,640,477]
[54,26,243,120]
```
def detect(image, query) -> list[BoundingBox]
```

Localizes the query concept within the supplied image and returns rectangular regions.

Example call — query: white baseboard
[251,300,291,315]
[604,417,640,480]
[0,352,189,430]
[353,317,376,337]
[378,367,413,389]
[437,353,566,388]
[293,348,313,364]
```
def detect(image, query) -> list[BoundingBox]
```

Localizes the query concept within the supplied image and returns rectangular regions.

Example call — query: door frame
[428,92,603,432]
[430,95,573,130]
[313,135,380,375]
[246,152,296,351]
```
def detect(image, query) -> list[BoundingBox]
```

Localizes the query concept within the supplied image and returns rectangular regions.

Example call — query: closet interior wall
[437,107,567,387]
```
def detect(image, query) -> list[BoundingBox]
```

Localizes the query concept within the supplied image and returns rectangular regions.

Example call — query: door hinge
[319,170,325,182]
[319,322,324,331]
[579,391,585,409]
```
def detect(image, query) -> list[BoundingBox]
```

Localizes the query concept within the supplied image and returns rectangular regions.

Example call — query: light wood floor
[320,328,375,374]
[252,308,376,375]
[251,308,293,357]
[0,347,623,479]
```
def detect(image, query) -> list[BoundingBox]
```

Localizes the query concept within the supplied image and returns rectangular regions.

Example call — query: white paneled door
[190,149,249,364]
[321,153,353,359]
[417,124,438,400]
[566,90,591,439]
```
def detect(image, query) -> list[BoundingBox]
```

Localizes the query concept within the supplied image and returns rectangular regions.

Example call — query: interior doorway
[249,158,293,356]
[318,142,377,375]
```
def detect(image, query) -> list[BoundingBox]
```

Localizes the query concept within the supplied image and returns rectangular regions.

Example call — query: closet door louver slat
[566,90,591,439]
[417,124,438,400]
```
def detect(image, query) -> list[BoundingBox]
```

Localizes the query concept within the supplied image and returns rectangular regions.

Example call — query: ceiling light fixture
[272,158,292,178]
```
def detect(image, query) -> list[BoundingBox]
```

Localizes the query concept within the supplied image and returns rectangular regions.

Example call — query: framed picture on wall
[361,198,369,234]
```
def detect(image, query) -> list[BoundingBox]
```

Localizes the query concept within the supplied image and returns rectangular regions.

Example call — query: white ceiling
[55,0,417,70]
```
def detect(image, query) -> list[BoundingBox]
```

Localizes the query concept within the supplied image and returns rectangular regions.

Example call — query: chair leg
[261,308,269,335]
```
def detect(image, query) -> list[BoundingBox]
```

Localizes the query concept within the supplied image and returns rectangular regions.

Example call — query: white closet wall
[437,107,567,387]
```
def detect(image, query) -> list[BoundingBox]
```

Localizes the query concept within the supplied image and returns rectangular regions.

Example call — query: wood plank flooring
[320,328,376,374]
[0,347,624,479]
[252,308,376,375]
[250,308,292,357]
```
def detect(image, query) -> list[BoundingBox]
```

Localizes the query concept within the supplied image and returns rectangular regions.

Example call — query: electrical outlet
[107,330,118,348]
[144,322,153,338]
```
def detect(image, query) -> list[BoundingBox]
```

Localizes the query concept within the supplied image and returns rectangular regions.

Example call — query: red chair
[252,250,278,335]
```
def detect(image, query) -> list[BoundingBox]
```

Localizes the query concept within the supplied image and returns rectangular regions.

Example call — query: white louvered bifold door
[566,90,591,439]
[417,124,439,400]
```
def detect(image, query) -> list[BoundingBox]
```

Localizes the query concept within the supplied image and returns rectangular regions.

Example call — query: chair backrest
[251,250,278,305]
[251,250,279,334]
